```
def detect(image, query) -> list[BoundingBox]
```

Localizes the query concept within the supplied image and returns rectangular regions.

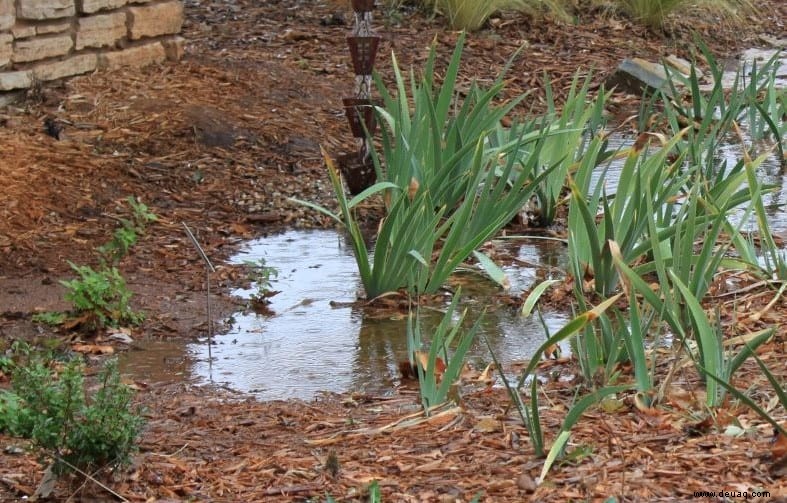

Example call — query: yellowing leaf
[71,344,114,355]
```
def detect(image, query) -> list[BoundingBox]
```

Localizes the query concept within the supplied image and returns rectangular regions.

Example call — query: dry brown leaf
[772,430,787,459]
[71,344,114,355]
[414,351,446,379]
[473,417,501,433]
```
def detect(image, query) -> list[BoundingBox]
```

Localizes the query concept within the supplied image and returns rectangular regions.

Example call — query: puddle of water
[182,230,570,401]
[594,133,787,233]
[720,47,787,89]
[118,339,195,384]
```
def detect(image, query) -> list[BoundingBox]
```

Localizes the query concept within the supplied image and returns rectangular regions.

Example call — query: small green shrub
[60,263,143,329]
[0,346,143,474]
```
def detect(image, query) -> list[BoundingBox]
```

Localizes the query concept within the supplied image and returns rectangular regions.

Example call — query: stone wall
[0,0,184,92]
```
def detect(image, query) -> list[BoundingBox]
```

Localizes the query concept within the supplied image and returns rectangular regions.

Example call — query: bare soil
[0,0,786,500]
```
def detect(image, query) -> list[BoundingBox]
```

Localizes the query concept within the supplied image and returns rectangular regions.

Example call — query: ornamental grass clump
[423,0,569,31]
[296,33,582,298]
[616,0,755,29]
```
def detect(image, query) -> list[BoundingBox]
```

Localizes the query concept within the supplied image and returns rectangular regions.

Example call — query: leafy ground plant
[61,263,142,329]
[0,343,144,478]
[59,197,156,330]
[406,290,483,412]
[97,196,157,266]
[243,258,279,305]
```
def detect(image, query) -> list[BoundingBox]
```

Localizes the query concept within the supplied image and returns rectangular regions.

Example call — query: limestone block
[76,11,126,49]
[605,58,678,97]
[12,23,36,39]
[128,1,183,40]
[37,20,72,35]
[18,0,75,20]
[78,0,126,14]
[161,35,184,61]
[98,41,165,70]
[0,70,33,90]
[0,0,14,31]
[0,34,11,67]
[13,34,73,63]
[33,52,96,81]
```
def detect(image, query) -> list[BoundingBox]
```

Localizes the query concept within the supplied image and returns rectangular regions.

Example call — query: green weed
[60,197,156,330]
[61,263,143,329]
[97,196,157,267]
[243,258,279,304]
[0,344,143,475]
[31,312,67,326]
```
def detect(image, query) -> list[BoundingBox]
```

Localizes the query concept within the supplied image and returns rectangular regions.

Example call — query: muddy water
[178,230,570,401]
[118,339,195,384]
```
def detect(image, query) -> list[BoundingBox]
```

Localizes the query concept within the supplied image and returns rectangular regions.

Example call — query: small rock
[517,472,537,492]
[605,58,678,97]
[663,54,702,79]
[4,445,24,455]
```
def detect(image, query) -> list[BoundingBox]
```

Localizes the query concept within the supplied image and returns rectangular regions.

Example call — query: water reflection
[183,230,571,401]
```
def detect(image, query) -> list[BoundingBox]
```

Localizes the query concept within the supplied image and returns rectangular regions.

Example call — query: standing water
[184,230,570,401]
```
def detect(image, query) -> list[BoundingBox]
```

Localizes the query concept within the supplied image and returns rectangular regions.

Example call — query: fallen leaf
[772,429,787,459]
[414,351,446,380]
[473,417,501,433]
[476,362,495,384]
[71,344,114,355]
[107,328,134,344]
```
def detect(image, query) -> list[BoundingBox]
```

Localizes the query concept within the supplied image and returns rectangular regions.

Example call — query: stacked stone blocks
[0,0,184,92]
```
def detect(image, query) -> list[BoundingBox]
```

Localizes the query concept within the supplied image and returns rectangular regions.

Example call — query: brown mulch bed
[1,0,786,500]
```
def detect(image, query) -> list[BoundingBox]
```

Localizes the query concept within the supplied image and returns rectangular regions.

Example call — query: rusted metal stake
[182,222,215,374]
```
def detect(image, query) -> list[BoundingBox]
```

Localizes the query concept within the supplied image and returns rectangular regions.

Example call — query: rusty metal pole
[339,0,381,195]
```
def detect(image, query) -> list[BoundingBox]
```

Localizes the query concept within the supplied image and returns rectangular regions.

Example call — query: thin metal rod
[206,267,213,374]
[182,222,215,272]
[182,222,214,374]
